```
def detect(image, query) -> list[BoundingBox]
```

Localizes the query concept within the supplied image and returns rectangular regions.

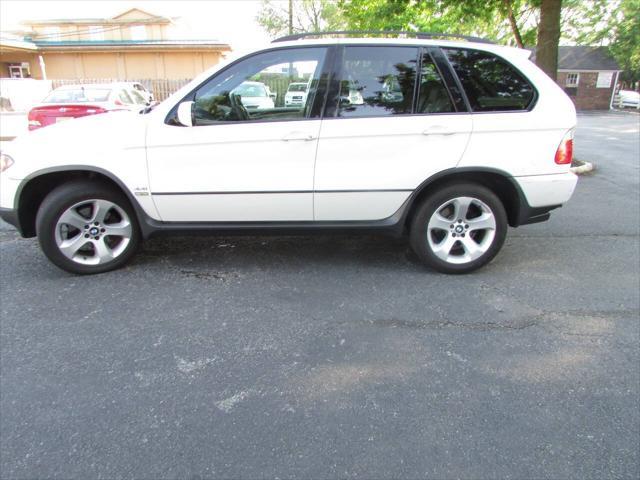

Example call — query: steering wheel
[229,93,249,121]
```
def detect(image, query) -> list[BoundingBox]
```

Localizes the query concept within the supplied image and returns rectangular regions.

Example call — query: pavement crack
[364,318,539,331]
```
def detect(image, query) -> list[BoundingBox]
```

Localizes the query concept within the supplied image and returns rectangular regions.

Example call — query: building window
[596,72,613,89]
[130,25,147,41]
[566,73,579,87]
[8,62,31,78]
[42,26,61,41]
[88,25,104,41]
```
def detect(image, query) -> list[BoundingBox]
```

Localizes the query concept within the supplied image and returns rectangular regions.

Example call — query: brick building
[555,46,621,110]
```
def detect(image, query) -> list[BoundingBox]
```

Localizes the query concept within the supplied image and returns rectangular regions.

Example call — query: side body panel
[145,120,320,221]
[314,115,472,220]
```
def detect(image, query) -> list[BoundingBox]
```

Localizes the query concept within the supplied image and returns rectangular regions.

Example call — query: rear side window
[335,46,419,117]
[444,49,535,112]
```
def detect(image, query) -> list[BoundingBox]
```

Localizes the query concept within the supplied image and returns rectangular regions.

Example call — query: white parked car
[125,82,154,104]
[284,82,309,107]
[0,33,578,274]
[616,89,640,108]
[230,81,275,110]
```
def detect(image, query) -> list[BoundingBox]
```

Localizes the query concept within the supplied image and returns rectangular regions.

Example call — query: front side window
[335,46,419,117]
[444,48,535,112]
[192,47,327,125]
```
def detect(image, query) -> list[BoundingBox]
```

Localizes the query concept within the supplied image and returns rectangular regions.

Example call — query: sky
[0,0,278,53]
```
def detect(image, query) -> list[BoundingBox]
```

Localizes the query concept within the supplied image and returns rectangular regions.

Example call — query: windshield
[232,83,267,97]
[43,88,111,103]
[287,83,307,92]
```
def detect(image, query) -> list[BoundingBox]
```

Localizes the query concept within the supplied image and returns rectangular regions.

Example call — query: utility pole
[288,0,293,35]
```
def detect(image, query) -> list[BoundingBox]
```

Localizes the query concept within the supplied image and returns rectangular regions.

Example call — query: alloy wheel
[54,199,132,265]
[426,196,497,265]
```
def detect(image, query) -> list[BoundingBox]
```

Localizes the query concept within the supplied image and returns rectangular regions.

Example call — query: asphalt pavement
[1,111,639,479]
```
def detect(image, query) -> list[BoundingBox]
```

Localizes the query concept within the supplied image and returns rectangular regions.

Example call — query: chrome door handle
[282,132,315,141]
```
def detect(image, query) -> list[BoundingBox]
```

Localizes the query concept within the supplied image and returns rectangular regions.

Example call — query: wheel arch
[402,167,526,231]
[15,166,147,238]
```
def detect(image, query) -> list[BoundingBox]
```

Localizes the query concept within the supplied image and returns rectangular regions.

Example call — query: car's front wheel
[36,181,140,274]
[410,183,507,274]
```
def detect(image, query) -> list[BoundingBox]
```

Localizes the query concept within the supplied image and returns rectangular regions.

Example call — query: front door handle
[282,132,315,142]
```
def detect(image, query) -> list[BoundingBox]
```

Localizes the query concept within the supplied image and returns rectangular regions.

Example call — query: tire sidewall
[36,181,140,275]
[410,183,508,274]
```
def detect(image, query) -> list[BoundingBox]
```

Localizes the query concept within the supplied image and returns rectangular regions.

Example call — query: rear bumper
[514,172,578,208]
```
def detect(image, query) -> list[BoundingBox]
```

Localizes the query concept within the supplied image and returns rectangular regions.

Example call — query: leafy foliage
[564,0,639,84]
[257,0,345,38]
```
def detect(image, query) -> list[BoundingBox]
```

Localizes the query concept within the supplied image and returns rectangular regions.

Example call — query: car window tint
[417,53,455,114]
[193,47,327,125]
[335,46,418,117]
[444,48,534,112]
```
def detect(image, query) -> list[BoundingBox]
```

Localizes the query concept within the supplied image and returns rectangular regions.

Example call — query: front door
[146,46,329,222]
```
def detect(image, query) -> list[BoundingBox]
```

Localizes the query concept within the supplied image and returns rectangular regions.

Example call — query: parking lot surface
[1,111,639,479]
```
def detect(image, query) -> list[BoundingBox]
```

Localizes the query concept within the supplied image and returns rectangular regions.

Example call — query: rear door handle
[422,126,457,136]
[282,132,315,142]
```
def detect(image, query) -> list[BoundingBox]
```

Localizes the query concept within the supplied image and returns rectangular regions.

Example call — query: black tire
[36,181,140,275]
[410,183,508,274]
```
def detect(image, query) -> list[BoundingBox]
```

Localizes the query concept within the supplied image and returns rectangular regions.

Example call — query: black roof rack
[272,30,494,44]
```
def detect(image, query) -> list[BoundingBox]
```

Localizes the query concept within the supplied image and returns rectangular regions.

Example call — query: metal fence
[50,78,192,101]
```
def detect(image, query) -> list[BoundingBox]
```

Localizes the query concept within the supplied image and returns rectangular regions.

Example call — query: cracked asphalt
[1,111,639,479]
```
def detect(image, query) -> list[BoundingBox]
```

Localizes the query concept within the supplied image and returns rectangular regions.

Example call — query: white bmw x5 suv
[0,33,577,275]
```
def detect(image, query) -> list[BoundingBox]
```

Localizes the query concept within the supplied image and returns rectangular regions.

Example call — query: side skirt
[140,198,410,240]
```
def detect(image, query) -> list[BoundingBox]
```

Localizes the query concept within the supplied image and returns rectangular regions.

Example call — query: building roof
[32,39,231,52]
[557,46,620,71]
[0,36,39,52]
[22,8,173,26]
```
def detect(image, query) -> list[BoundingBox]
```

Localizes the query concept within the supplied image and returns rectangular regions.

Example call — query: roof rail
[272,30,494,44]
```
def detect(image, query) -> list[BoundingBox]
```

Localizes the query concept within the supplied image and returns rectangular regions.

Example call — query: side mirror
[177,101,194,127]
[269,93,277,100]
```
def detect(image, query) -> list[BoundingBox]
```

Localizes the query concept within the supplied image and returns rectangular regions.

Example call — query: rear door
[313,45,472,221]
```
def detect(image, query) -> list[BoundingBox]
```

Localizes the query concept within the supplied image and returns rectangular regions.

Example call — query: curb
[570,160,595,175]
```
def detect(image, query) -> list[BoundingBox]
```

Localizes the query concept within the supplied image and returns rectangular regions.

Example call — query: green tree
[337,0,567,78]
[257,0,345,38]
[611,0,640,85]
[564,0,639,86]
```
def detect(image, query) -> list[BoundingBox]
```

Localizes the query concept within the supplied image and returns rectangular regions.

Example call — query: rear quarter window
[444,48,535,112]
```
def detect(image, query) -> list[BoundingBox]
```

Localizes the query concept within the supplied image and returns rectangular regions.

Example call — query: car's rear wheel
[410,183,507,274]
[36,181,140,274]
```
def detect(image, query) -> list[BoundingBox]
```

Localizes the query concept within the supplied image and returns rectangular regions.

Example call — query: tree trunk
[504,0,524,48]
[536,0,562,80]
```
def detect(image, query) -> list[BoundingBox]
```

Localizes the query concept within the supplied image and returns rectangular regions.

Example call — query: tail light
[27,109,42,130]
[555,131,574,165]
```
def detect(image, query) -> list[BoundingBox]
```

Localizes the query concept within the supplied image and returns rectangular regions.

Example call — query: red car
[28,83,150,130]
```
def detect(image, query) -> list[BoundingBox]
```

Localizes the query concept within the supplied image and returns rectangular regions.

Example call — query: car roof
[268,37,530,61]
[53,83,134,91]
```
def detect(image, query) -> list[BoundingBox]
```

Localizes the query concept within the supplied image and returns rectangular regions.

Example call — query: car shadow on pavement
[133,234,428,273]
